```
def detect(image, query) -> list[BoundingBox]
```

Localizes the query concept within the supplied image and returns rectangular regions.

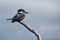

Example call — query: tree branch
[18,21,41,40]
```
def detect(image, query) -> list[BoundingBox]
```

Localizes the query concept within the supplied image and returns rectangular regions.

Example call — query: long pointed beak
[25,12,28,14]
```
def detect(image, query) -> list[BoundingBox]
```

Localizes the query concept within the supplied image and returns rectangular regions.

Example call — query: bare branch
[18,21,41,40]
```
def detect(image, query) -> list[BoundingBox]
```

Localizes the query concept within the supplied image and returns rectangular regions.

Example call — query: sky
[0,0,60,40]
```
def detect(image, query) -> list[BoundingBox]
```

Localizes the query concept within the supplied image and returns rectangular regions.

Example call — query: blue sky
[0,0,60,40]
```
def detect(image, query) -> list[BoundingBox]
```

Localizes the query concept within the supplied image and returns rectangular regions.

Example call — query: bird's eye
[19,13,22,14]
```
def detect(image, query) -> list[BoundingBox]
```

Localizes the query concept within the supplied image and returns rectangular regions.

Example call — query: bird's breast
[19,15,25,21]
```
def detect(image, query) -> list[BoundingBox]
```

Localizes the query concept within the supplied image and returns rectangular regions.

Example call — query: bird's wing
[6,14,17,20]
[12,14,17,19]
[12,14,25,20]
[12,14,21,20]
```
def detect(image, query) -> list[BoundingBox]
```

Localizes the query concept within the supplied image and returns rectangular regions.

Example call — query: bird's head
[17,9,28,14]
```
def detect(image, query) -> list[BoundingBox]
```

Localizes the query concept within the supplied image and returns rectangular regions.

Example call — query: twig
[18,21,41,40]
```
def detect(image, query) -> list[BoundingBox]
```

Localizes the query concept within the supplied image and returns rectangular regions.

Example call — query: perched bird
[6,9,28,23]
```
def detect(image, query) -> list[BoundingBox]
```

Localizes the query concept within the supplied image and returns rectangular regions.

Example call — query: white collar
[18,11,23,13]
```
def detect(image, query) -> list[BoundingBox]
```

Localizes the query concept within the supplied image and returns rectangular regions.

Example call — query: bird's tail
[6,18,16,23]
[6,18,14,20]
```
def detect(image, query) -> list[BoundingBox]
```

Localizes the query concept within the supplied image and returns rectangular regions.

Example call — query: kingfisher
[6,9,28,23]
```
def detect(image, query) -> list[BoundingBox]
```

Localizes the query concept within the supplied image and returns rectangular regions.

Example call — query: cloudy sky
[0,0,60,40]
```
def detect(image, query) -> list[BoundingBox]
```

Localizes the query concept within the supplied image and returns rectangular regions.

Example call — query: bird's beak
[25,12,28,14]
